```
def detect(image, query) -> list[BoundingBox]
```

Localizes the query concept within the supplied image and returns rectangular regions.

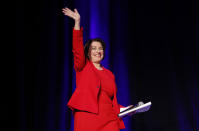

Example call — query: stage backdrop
[17,0,199,130]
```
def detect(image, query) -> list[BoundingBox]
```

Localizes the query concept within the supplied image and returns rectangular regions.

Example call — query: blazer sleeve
[72,27,86,71]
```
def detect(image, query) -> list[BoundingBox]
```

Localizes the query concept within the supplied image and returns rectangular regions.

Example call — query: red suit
[67,28,125,130]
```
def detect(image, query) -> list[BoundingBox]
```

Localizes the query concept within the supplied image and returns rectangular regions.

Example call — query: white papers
[118,102,152,118]
[120,105,133,112]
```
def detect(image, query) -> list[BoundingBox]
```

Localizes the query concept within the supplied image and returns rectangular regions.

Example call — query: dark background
[16,0,199,130]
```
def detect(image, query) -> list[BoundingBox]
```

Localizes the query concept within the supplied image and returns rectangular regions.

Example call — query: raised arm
[62,8,86,71]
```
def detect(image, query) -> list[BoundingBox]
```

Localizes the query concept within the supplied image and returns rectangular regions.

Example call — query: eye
[99,47,103,50]
[91,47,96,50]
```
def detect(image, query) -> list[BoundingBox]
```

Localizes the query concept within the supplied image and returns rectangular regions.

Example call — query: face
[88,41,104,63]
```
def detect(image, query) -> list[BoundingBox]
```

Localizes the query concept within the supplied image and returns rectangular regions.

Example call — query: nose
[96,48,101,53]
[97,49,100,52]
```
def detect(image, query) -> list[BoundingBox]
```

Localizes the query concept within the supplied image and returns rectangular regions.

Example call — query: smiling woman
[88,41,104,70]
[62,7,126,131]
[84,39,106,70]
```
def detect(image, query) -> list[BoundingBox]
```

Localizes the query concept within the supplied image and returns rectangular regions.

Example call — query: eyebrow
[91,46,103,48]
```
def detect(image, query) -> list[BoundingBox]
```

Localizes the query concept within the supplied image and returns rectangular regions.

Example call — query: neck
[92,62,103,70]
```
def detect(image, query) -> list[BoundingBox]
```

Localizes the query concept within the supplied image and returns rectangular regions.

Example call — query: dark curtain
[16,0,199,130]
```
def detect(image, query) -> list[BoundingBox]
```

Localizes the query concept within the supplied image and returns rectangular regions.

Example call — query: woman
[62,8,129,131]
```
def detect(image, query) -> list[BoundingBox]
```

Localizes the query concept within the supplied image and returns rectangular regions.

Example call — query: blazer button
[97,86,99,88]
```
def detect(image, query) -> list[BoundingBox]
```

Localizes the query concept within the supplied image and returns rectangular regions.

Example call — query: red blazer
[67,28,125,129]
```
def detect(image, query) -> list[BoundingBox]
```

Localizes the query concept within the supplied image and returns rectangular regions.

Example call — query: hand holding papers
[118,101,152,118]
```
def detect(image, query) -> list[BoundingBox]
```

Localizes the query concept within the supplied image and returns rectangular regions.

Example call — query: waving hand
[62,7,80,30]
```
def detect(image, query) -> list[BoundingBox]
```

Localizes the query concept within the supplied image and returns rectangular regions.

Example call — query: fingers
[62,7,70,14]
[62,8,74,17]
[127,105,133,108]
[62,7,77,15]
[62,7,80,23]
[62,8,80,19]
[138,101,144,106]
[74,8,79,14]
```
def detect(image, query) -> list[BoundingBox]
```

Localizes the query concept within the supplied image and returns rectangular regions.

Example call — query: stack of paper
[118,102,152,118]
